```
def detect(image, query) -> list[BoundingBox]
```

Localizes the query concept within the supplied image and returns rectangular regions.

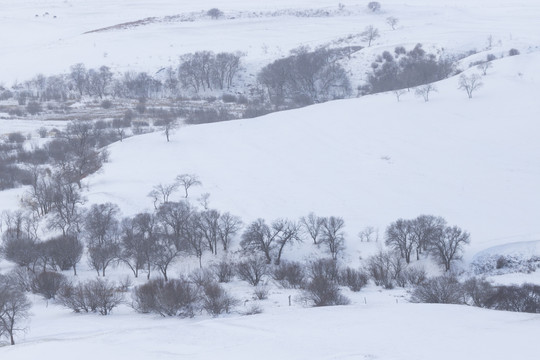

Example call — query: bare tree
[217,212,242,252]
[0,275,31,345]
[69,63,88,97]
[476,61,492,76]
[148,182,179,209]
[415,83,437,102]
[84,203,121,276]
[47,234,84,275]
[207,8,223,19]
[156,201,194,250]
[367,2,381,12]
[271,219,301,265]
[430,225,470,271]
[358,226,378,242]
[458,74,483,99]
[299,212,324,244]
[386,16,399,30]
[235,257,268,286]
[320,216,346,260]
[196,209,221,255]
[385,218,416,263]
[361,25,380,47]
[176,174,202,198]
[393,89,406,102]
[48,178,85,236]
[409,215,446,260]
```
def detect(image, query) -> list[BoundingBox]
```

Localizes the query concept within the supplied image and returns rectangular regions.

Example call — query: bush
[212,260,235,283]
[338,267,368,292]
[302,275,350,307]
[253,284,269,300]
[308,258,340,282]
[31,271,68,299]
[207,8,223,19]
[26,101,42,115]
[189,268,216,288]
[101,100,113,109]
[485,283,540,313]
[486,54,497,62]
[462,277,495,308]
[132,278,199,317]
[58,278,123,315]
[272,261,306,289]
[508,48,520,56]
[236,257,268,286]
[221,93,237,103]
[410,276,464,304]
[403,267,428,286]
[368,2,381,12]
[202,282,238,316]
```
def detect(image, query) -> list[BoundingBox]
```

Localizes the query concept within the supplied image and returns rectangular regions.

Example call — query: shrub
[202,282,238,316]
[338,267,368,292]
[367,2,381,12]
[132,278,199,317]
[272,261,306,289]
[410,276,464,304]
[207,8,223,19]
[31,271,68,299]
[236,257,268,286]
[253,284,269,300]
[58,278,123,315]
[486,54,497,62]
[100,100,113,109]
[212,260,235,283]
[508,48,520,56]
[221,93,237,103]
[462,277,495,308]
[189,268,216,288]
[485,283,540,313]
[308,258,340,282]
[26,101,42,115]
[302,275,350,307]
[402,267,428,286]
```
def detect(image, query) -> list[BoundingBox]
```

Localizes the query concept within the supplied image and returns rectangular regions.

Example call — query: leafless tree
[87,66,113,99]
[393,89,406,102]
[409,215,446,259]
[156,201,194,250]
[196,209,221,255]
[386,16,399,30]
[217,212,242,252]
[176,174,202,198]
[415,83,437,102]
[320,216,346,260]
[361,25,380,47]
[299,212,324,244]
[148,182,179,209]
[0,275,32,345]
[367,2,381,12]
[358,226,378,242]
[47,234,84,275]
[48,178,85,236]
[84,203,121,276]
[476,61,492,76]
[430,225,470,271]
[365,250,405,289]
[385,218,415,263]
[207,8,223,19]
[120,214,154,278]
[458,73,483,99]
[235,257,268,286]
[69,63,88,97]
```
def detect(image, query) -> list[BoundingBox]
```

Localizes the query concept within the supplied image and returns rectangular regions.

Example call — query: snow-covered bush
[31,271,68,300]
[132,278,199,317]
[338,267,368,292]
[301,275,350,307]
[212,260,236,283]
[272,260,306,289]
[410,275,464,304]
[58,278,123,315]
[236,257,268,286]
[202,281,239,316]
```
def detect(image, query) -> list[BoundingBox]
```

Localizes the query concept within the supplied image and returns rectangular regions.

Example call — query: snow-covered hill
[87,51,540,258]
[1,0,540,357]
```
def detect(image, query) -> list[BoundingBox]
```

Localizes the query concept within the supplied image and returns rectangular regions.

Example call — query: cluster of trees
[385,215,470,271]
[9,52,243,105]
[257,46,352,107]
[411,275,540,314]
[365,44,456,94]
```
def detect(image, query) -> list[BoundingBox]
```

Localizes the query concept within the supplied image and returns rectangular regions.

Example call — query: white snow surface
[1,0,540,358]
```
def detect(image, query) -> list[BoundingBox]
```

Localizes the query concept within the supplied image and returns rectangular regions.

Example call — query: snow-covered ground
[1,0,540,357]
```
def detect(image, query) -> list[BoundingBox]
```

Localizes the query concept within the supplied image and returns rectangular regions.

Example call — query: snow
[1,0,540,357]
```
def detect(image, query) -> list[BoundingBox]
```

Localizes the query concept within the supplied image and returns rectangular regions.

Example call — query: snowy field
[1,0,540,358]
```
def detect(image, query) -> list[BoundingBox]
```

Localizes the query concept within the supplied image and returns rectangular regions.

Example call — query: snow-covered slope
[2,299,539,360]
[1,0,539,83]
[87,51,540,258]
